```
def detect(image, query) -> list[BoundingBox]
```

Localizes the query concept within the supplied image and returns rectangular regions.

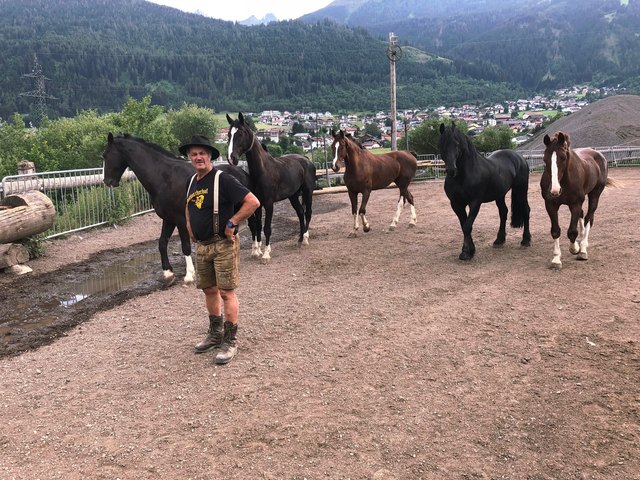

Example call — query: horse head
[102,132,128,187]
[226,112,255,166]
[330,129,349,172]
[438,122,465,178]
[543,132,571,197]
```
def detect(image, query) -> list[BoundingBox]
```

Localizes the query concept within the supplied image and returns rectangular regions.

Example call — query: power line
[20,54,57,126]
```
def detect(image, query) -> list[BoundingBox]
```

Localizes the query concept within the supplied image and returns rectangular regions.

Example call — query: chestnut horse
[226,112,316,263]
[330,129,417,236]
[541,131,613,269]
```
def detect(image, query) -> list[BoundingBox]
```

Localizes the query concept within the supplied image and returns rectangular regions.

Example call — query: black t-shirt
[186,169,250,241]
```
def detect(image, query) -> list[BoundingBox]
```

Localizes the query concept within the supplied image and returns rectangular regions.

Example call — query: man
[182,135,260,365]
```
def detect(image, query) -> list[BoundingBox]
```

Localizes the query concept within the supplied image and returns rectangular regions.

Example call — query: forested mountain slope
[303,0,640,91]
[0,0,524,121]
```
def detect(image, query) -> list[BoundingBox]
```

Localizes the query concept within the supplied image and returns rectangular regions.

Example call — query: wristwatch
[226,220,239,234]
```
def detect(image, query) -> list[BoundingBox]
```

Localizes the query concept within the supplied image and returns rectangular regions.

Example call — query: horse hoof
[577,252,588,261]
[570,245,580,255]
[348,232,358,238]
[459,252,473,261]
[261,256,271,265]
[387,225,395,231]
[364,226,371,233]
[408,222,416,228]
[521,240,531,248]
[163,271,176,286]
[492,241,505,248]
[550,261,562,270]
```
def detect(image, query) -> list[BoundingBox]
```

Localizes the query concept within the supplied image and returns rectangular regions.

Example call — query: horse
[438,122,531,260]
[330,129,418,236]
[541,131,613,269]
[102,133,259,284]
[226,112,316,263]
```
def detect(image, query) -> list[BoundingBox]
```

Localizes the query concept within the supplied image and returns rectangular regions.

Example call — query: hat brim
[179,144,220,159]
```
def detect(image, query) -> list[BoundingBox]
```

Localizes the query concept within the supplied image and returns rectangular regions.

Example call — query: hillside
[0,0,525,122]
[518,95,640,151]
[304,0,640,91]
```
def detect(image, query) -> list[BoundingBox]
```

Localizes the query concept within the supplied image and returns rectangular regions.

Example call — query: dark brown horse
[226,112,316,263]
[330,129,417,236]
[541,131,613,269]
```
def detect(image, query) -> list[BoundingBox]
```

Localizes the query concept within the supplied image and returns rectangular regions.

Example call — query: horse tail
[606,176,622,188]
[510,171,530,229]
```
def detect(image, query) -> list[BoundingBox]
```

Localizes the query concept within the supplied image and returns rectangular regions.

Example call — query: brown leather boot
[215,321,238,364]
[194,314,224,353]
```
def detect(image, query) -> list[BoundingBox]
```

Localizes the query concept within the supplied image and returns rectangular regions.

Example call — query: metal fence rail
[1,168,152,239]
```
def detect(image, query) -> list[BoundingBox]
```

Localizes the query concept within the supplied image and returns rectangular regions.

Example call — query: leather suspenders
[187,170,223,237]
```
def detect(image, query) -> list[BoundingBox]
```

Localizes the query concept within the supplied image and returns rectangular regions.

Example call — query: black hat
[178,134,220,159]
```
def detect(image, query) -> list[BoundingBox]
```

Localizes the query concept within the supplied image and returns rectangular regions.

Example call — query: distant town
[219,85,622,151]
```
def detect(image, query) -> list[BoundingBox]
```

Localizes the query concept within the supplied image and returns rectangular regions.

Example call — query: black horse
[438,123,531,260]
[102,133,259,284]
[226,112,316,263]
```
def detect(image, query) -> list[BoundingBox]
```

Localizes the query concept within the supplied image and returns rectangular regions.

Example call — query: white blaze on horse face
[550,152,561,195]
[228,127,238,162]
[332,143,340,170]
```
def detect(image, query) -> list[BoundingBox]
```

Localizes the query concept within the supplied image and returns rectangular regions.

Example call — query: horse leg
[567,202,583,256]
[302,185,313,245]
[348,190,360,238]
[159,220,176,285]
[545,201,562,268]
[177,224,195,285]
[578,189,604,260]
[261,204,274,264]
[390,194,405,230]
[493,197,508,247]
[359,190,372,233]
[288,195,308,246]
[451,201,474,260]
[250,206,264,258]
[405,188,417,227]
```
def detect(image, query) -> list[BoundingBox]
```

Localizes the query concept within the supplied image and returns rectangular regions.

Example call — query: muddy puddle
[0,240,177,358]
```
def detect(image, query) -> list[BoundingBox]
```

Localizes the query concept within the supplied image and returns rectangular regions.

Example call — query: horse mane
[451,124,479,158]
[120,133,187,162]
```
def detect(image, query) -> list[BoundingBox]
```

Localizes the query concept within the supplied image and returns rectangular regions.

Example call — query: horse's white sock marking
[390,197,403,229]
[409,204,417,225]
[251,240,263,258]
[184,255,195,284]
[551,237,562,267]
[302,231,310,245]
[360,213,370,232]
[579,221,591,258]
[261,244,272,263]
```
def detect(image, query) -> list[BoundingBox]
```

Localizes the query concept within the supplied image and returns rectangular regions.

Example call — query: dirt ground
[1,168,639,480]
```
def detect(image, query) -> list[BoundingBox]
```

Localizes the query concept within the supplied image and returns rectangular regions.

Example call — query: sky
[146,0,334,22]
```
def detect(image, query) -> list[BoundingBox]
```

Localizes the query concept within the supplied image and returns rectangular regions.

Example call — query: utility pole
[387,33,402,151]
[20,54,57,126]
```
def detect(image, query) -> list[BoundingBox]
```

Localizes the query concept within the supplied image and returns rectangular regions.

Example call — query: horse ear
[543,134,551,146]
[226,113,234,125]
[439,123,445,134]
[330,129,336,137]
[238,112,245,123]
[559,132,570,147]
[108,132,114,144]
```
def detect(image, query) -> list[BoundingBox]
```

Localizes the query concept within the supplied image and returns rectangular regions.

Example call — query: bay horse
[330,129,418,236]
[102,133,259,284]
[541,131,612,269]
[438,122,531,260]
[226,112,316,263]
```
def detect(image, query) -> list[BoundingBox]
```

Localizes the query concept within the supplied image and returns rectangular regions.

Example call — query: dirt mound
[519,94,640,151]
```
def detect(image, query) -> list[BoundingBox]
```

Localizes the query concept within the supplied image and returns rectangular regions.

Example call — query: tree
[166,103,218,153]
[407,118,469,155]
[364,122,382,138]
[472,125,513,153]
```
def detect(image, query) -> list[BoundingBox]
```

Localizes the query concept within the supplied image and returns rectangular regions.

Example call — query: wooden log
[0,191,56,244]
[0,243,30,269]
